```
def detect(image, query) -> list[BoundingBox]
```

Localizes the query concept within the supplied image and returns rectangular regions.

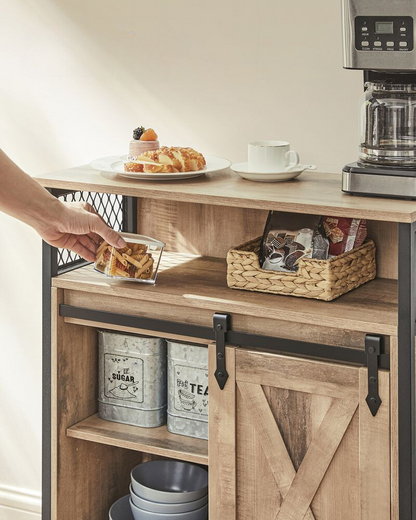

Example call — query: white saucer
[231,162,316,183]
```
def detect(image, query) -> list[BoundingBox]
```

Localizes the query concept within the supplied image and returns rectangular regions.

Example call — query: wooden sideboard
[37,167,416,520]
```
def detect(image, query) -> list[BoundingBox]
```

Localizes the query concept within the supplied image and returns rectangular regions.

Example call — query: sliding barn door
[209,346,390,520]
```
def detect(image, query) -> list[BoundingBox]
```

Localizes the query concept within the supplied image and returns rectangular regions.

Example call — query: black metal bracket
[123,196,138,233]
[213,313,230,389]
[365,334,382,417]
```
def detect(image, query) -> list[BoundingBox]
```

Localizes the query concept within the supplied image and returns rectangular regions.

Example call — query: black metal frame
[41,240,57,520]
[41,188,415,519]
[41,191,136,520]
[398,222,416,519]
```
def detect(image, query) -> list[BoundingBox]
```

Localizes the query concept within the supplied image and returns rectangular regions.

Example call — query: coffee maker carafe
[341,0,416,199]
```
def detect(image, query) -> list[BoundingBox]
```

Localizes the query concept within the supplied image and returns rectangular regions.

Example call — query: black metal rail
[59,304,390,370]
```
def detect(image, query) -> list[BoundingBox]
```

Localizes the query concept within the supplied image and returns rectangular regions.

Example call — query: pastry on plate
[125,146,206,173]
[129,126,160,157]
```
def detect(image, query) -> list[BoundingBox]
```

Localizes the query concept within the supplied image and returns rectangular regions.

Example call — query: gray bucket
[167,341,208,440]
[98,331,167,428]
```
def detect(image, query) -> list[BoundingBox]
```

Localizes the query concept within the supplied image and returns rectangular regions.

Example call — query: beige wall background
[0,0,362,518]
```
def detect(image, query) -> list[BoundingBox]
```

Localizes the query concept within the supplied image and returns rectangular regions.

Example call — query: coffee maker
[341,0,416,199]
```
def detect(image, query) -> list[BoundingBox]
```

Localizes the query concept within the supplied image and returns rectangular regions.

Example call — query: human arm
[0,150,126,261]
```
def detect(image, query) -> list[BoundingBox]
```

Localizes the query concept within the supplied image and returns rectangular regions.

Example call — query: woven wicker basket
[226,237,376,301]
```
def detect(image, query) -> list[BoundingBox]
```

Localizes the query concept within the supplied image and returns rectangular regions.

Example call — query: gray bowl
[130,497,208,520]
[130,461,208,504]
[109,495,134,520]
[130,485,207,514]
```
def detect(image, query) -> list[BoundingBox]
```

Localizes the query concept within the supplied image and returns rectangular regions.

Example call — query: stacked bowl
[109,461,208,520]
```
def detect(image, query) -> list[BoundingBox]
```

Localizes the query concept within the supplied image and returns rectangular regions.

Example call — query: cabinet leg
[42,241,57,520]
[398,222,416,519]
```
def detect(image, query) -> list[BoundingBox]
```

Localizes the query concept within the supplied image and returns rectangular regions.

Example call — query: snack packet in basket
[260,212,322,273]
[322,217,367,257]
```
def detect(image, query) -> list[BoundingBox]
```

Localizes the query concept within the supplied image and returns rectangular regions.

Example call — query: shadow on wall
[0,215,42,488]
[20,0,361,171]
[0,83,64,168]
[0,0,363,502]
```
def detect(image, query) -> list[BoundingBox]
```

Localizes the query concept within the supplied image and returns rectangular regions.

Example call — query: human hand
[37,201,127,262]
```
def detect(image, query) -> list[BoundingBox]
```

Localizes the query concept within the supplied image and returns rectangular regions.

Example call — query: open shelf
[53,252,398,336]
[67,413,208,466]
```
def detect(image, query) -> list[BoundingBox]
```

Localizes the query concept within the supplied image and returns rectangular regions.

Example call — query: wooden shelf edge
[53,258,399,336]
[66,414,208,466]
[35,169,416,223]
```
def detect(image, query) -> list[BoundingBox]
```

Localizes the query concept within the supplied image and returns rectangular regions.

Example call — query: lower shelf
[67,413,208,466]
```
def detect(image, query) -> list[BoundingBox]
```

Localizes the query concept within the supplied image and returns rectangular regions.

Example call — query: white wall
[0,0,363,517]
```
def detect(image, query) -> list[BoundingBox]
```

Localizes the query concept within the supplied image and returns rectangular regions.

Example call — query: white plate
[90,155,231,181]
[231,162,316,183]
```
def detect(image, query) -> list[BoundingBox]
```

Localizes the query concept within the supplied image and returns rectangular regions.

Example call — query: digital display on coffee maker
[375,21,394,34]
[355,16,414,51]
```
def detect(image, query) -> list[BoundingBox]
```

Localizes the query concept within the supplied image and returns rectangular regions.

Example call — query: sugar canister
[98,331,167,428]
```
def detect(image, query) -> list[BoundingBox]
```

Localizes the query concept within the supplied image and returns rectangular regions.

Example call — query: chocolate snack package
[322,217,367,256]
[312,228,330,260]
[260,212,321,273]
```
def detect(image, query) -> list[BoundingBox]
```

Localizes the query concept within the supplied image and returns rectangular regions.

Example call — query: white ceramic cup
[248,140,300,173]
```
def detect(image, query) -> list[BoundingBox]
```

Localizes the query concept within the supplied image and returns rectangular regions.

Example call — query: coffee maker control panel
[356,16,414,52]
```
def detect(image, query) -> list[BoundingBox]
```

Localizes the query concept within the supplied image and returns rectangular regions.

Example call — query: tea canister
[98,331,167,428]
[167,341,208,440]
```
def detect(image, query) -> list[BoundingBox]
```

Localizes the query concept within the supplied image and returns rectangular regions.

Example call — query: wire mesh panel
[56,191,124,268]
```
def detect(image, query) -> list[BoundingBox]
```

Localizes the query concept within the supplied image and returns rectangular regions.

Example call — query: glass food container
[94,232,165,284]
[359,80,416,167]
